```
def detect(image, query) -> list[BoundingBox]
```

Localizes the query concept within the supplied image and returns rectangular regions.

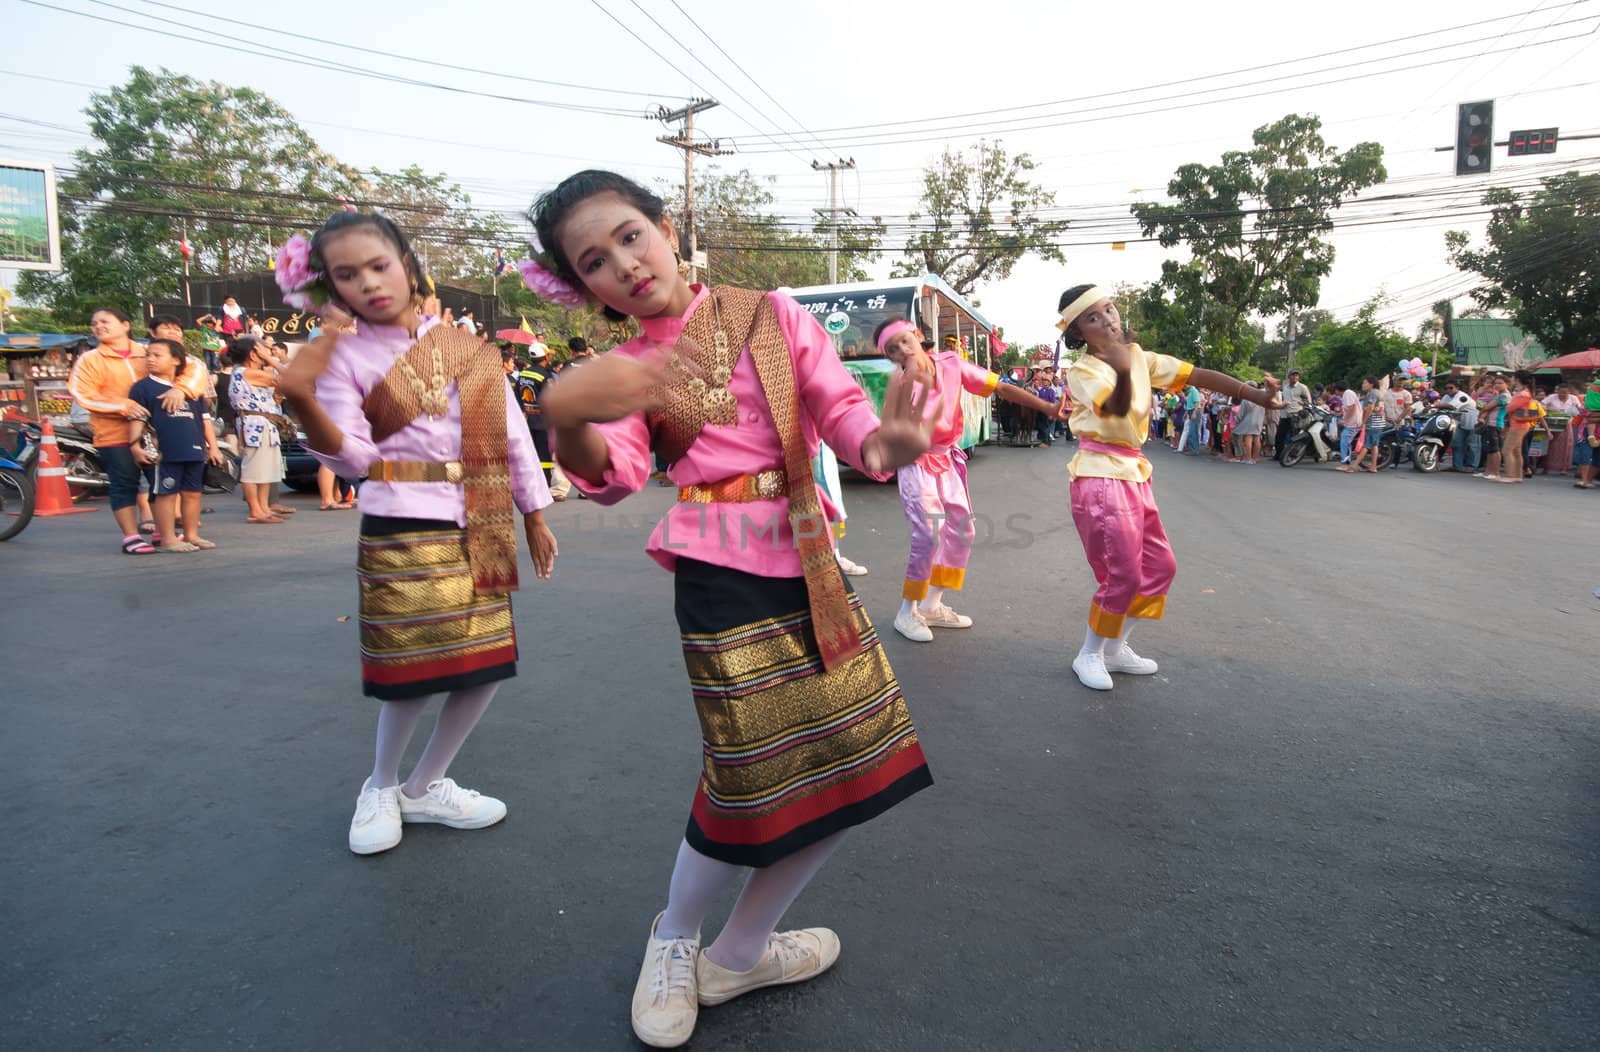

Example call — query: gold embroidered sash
[363,324,518,596]
[675,287,862,672]
[647,297,741,464]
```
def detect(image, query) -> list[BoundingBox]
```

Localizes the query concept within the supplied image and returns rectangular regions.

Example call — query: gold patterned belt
[678,469,787,504]
[369,459,464,484]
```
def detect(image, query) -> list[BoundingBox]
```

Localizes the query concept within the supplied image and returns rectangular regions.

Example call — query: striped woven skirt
[676,558,932,868]
[357,516,518,700]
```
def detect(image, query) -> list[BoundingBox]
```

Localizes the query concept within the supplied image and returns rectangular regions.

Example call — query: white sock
[657,839,741,941]
[370,698,429,788]
[1111,623,1135,655]
[705,831,848,973]
[899,598,919,620]
[1079,626,1114,659]
[403,682,499,797]
[920,586,945,612]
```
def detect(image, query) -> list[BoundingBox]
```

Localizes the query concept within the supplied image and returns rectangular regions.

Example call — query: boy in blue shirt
[129,339,224,552]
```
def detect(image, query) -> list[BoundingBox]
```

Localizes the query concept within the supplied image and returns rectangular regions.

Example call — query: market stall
[0,333,88,424]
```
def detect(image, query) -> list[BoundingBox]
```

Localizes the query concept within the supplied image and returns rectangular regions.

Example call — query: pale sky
[3,0,1597,349]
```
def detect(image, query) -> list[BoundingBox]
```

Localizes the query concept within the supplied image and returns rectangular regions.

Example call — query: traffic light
[1455,100,1494,175]
[1508,128,1558,156]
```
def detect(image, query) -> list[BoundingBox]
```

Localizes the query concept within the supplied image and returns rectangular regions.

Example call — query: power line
[665,0,839,159]
[732,2,1597,143]
[736,25,1600,152]
[117,0,688,100]
[18,0,657,116]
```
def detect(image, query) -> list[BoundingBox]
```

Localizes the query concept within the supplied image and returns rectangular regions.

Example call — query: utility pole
[811,158,857,284]
[1284,307,1297,374]
[656,99,730,284]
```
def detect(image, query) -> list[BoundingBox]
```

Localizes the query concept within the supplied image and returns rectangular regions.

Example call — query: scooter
[1278,404,1340,466]
[0,419,38,541]
[1410,408,1458,473]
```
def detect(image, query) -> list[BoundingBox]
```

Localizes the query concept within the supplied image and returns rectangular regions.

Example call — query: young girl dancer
[874,319,1064,642]
[1056,285,1280,691]
[272,212,558,856]
[532,170,936,1048]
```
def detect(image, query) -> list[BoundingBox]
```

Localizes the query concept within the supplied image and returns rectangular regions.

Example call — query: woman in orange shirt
[1499,381,1546,484]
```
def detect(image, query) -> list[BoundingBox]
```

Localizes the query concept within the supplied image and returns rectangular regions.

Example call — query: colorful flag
[494,247,510,277]
[178,238,193,260]
[519,314,534,335]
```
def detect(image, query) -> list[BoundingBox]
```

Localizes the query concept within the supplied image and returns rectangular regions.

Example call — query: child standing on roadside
[129,339,224,552]
[533,169,937,1049]
[1056,284,1282,692]
[273,212,557,858]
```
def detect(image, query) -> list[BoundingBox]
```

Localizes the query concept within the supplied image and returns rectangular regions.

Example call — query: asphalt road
[4,444,1597,1050]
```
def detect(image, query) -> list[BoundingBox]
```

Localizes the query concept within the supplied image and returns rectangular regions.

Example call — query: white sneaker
[1103,644,1159,675]
[632,912,700,1048]
[696,927,841,1005]
[349,778,402,855]
[836,555,869,577]
[893,607,933,642]
[1072,650,1114,691]
[919,602,974,629]
[398,777,507,829]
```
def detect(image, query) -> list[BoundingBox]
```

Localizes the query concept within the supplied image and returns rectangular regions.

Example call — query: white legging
[369,683,499,796]
[655,833,848,973]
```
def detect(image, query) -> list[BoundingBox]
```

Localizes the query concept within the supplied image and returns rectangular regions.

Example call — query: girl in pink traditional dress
[532,170,937,1049]
[873,321,1065,643]
[1056,283,1282,692]
[274,212,558,857]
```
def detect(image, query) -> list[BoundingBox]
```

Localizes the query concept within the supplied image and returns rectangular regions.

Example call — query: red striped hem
[361,638,517,685]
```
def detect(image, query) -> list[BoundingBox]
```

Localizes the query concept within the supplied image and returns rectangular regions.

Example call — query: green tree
[1253,308,1334,372]
[668,168,883,290]
[1131,113,1386,372]
[18,67,507,325]
[893,140,1067,295]
[1445,171,1600,356]
[365,165,509,287]
[1292,300,1426,387]
[20,67,365,319]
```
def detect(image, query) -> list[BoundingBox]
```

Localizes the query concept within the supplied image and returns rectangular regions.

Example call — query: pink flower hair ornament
[517,256,588,309]
[273,234,332,312]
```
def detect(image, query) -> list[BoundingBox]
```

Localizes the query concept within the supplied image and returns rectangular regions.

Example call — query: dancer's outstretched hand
[541,352,667,429]
[862,371,936,474]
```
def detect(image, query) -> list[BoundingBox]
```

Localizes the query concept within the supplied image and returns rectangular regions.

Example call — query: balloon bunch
[1396,356,1430,380]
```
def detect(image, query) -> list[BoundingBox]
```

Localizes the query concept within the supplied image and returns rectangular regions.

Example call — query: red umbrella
[1535,348,1600,370]
[495,328,534,345]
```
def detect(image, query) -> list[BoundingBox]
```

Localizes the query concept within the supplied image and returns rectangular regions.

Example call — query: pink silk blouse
[558,285,888,578]
[305,316,552,523]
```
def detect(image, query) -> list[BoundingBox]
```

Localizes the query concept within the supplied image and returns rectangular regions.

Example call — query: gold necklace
[667,292,739,427]
[398,341,449,418]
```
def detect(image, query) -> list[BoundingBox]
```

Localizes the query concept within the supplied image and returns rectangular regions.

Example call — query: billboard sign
[0,160,62,271]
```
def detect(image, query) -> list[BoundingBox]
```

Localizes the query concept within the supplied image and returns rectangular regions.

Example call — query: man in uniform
[514,342,570,500]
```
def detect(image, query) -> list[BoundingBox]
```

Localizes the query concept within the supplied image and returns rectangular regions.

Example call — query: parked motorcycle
[21,421,239,498]
[1409,408,1458,473]
[1278,404,1341,467]
[0,419,38,541]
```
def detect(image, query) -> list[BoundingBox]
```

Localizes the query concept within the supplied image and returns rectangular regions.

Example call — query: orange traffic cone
[34,418,96,517]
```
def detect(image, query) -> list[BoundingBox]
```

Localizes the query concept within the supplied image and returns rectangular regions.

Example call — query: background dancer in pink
[1057,284,1281,691]
[875,320,1064,642]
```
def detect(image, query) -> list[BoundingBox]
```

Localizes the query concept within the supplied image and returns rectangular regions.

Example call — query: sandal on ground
[268,505,297,515]
[187,538,216,550]
[121,536,156,555]
[246,514,286,524]
[319,502,354,510]
[158,542,200,553]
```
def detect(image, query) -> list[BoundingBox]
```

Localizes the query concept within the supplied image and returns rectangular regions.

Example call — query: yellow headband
[1056,285,1110,332]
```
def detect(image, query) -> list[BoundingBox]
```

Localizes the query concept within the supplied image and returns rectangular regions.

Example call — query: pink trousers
[1069,475,1177,637]
[898,451,974,600]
